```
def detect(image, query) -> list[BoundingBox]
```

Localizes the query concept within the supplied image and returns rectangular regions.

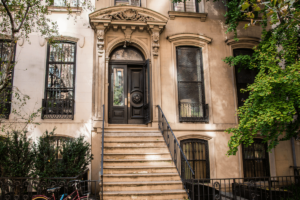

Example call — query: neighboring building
[1,0,300,199]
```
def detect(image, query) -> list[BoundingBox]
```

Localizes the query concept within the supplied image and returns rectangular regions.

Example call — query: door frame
[108,61,146,124]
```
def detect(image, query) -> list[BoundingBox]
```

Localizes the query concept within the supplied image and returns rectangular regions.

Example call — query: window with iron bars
[242,139,270,178]
[181,139,210,180]
[42,41,76,120]
[115,0,141,6]
[176,46,208,122]
[173,0,199,12]
[0,40,16,119]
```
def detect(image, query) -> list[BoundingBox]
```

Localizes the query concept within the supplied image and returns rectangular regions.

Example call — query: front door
[109,63,150,124]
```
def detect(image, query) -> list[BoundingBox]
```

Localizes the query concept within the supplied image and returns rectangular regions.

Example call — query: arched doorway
[108,46,151,124]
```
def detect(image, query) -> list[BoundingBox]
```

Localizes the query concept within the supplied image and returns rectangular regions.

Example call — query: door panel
[143,60,151,124]
[109,65,128,124]
[128,67,144,124]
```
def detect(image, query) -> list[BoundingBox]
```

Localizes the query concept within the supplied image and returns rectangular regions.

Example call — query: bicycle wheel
[32,196,49,200]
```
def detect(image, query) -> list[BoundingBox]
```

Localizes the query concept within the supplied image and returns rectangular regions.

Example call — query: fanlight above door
[110,47,144,61]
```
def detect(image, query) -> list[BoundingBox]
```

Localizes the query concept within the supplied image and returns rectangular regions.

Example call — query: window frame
[51,0,79,7]
[173,1,199,13]
[42,41,77,120]
[180,139,210,180]
[114,0,141,7]
[242,139,270,179]
[0,40,16,119]
[176,46,207,122]
[51,136,72,160]
[233,48,257,108]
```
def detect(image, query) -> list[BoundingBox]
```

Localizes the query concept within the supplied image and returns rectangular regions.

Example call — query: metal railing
[100,105,105,200]
[0,171,99,200]
[42,99,74,120]
[157,105,195,199]
[186,176,300,200]
[179,103,209,122]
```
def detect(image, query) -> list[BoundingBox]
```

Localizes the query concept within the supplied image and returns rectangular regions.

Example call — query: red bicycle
[32,180,92,200]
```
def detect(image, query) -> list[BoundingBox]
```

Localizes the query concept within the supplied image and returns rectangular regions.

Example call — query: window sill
[168,11,207,22]
[47,6,82,14]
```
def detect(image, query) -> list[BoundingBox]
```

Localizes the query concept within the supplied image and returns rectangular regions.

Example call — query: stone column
[94,24,107,126]
[148,25,163,125]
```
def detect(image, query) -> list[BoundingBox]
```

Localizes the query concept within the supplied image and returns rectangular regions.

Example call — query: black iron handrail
[157,105,195,199]
[100,105,105,200]
[41,99,74,120]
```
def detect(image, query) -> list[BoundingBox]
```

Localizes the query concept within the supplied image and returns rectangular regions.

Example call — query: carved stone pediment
[89,6,168,24]
[101,9,155,22]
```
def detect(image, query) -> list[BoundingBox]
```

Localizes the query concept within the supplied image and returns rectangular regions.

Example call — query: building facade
[2,0,300,198]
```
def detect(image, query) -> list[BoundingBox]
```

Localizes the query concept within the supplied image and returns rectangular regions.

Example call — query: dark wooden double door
[109,61,151,124]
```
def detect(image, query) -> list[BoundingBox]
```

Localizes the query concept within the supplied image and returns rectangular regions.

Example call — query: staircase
[101,128,188,200]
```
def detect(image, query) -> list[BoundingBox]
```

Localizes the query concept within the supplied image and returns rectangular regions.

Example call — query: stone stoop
[100,130,188,200]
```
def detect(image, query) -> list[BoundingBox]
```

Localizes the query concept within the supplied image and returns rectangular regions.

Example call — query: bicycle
[32,180,92,200]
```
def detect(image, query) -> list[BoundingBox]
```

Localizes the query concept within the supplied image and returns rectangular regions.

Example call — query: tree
[0,0,94,93]
[173,0,300,155]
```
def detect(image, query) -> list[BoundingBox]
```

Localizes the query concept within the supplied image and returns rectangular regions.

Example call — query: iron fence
[186,176,300,200]
[41,99,74,120]
[0,177,98,200]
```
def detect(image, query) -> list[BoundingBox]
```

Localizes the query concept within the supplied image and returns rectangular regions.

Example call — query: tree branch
[15,5,31,33]
[1,0,15,39]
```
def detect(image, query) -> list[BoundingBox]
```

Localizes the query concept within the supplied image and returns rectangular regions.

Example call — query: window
[234,49,257,108]
[174,0,199,12]
[242,139,270,178]
[176,46,208,122]
[181,139,210,179]
[51,136,71,159]
[53,0,78,7]
[0,40,16,119]
[42,41,76,119]
[115,0,141,6]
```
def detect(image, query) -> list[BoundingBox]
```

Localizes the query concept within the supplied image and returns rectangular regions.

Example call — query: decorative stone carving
[97,29,105,55]
[152,31,160,56]
[132,93,142,104]
[102,9,155,22]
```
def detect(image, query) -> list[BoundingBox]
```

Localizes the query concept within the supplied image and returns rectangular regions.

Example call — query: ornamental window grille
[176,46,208,122]
[242,139,270,178]
[42,41,76,119]
[181,139,210,179]
[0,40,16,119]
[234,48,257,108]
[173,0,199,12]
[115,0,141,6]
[53,0,79,7]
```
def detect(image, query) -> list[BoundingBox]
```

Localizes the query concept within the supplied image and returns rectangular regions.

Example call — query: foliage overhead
[172,0,300,155]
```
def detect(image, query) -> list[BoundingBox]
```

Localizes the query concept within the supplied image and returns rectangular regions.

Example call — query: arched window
[42,41,76,119]
[181,139,210,179]
[176,46,208,122]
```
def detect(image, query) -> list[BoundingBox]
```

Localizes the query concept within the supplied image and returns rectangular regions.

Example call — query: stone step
[105,136,164,141]
[104,140,165,146]
[104,153,172,160]
[104,141,167,148]
[104,132,162,137]
[102,181,183,191]
[103,166,177,174]
[102,189,188,200]
[103,173,181,182]
[104,147,169,154]
[103,159,174,166]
